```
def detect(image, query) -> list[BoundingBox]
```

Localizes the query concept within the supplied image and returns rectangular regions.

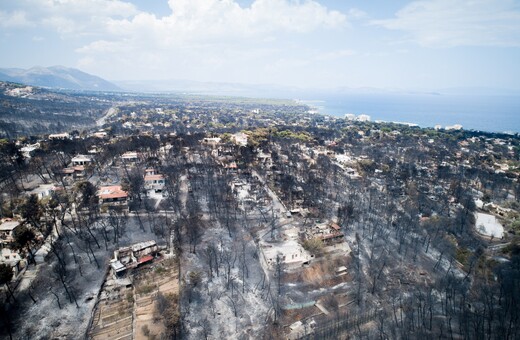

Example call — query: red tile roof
[138,255,154,264]
[98,185,128,199]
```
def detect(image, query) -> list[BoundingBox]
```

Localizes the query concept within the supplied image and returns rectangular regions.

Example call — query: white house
[71,154,93,166]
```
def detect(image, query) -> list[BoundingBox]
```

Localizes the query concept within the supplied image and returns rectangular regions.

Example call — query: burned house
[110,240,159,278]
[305,222,345,246]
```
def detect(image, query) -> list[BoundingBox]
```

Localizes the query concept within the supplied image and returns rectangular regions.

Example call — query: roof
[71,154,92,162]
[98,185,128,199]
[110,260,126,272]
[320,232,344,240]
[330,223,341,231]
[138,255,154,264]
[49,133,69,138]
[336,266,348,273]
[131,240,157,252]
[0,221,20,231]
[145,174,165,181]
[121,151,139,159]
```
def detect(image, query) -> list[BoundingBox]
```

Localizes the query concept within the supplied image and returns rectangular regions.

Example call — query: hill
[0,66,121,92]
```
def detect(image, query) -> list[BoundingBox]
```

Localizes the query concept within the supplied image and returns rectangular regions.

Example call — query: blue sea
[301,93,520,134]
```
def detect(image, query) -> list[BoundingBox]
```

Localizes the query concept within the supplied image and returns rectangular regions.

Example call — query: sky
[1,0,520,91]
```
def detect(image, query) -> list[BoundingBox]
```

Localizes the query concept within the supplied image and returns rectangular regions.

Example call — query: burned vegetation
[0,85,520,339]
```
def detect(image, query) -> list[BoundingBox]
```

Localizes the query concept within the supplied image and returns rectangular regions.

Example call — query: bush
[141,325,150,337]
[154,266,167,275]
[188,271,202,287]
[303,238,324,255]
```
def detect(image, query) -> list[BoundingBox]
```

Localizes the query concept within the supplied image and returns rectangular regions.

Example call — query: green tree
[74,181,98,209]
[13,225,37,265]
[20,194,41,230]
[0,263,15,302]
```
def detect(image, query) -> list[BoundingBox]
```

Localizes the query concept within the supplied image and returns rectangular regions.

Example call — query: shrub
[303,238,324,255]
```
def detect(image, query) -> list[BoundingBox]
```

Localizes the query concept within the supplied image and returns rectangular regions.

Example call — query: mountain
[0,66,121,92]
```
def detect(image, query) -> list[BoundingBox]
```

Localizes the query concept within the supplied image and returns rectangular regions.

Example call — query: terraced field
[88,257,179,340]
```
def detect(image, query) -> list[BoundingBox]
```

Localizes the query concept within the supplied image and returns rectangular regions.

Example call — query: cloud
[95,0,347,46]
[72,0,349,80]
[1,0,139,36]
[372,0,520,47]
[1,0,350,82]
[0,10,33,28]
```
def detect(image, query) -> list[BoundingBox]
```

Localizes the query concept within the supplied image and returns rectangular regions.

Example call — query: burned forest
[0,83,519,339]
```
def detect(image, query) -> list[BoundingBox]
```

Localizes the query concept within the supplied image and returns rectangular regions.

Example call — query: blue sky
[1,0,519,91]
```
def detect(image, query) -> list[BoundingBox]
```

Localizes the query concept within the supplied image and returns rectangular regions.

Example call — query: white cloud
[1,0,351,83]
[0,10,33,28]
[1,0,139,36]
[372,0,520,47]
[94,0,347,46]
[71,0,349,80]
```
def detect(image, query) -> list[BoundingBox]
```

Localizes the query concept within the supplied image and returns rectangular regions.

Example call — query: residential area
[0,84,519,339]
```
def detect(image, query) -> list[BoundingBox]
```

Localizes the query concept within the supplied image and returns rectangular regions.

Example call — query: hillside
[0,82,118,138]
[0,66,120,92]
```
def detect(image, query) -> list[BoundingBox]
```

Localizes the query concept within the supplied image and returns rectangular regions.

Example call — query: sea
[299,93,520,134]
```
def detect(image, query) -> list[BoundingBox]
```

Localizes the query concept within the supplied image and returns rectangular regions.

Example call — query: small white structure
[262,239,313,269]
[121,151,140,162]
[20,143,40,158]
[92,131,108,138]
[475,213,504,238]
[28,184,59,199]
[202,137,221,146]
[71,154,93,166]
[49,133,69,140]
[0,220,21,244]
[261,227,313,270]
[446,124,463,131]
[357,114,371,122]
[231,132,248,146]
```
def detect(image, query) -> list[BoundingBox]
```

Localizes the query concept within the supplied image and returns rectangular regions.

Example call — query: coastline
[299,93,520,134]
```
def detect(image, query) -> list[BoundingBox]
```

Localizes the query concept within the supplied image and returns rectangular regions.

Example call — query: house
[225,162,238,172]
[261,227,314,270]
[27,184,59,199]
[92,131,108,138]
[110,240,159,278]
[202,137,222,146]
[262,239,313,270]
[20,143,40,158]
[0,220,22,244]
[49,133,70,140]
[71,154,93,166]
[306,222,345,246]
[0,247,24,278]
[121,151,140,163]
[98,185,128,206]
[231,132,248,146]
[144,169,166,193]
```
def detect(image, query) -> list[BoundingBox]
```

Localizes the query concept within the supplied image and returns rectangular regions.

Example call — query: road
[96,106,118,126]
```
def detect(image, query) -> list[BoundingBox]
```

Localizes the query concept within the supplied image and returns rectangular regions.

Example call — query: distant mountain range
[0,66,121,92]
[1,65,517,98]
